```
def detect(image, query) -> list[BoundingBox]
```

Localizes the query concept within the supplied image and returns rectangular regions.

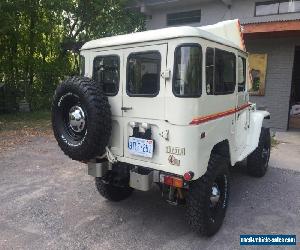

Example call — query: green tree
[0,0,144,111]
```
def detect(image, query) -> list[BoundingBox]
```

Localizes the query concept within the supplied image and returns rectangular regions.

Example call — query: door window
[238,56,246,92]
[93,55,120,96]
[173,44,202,97]
[127,51,161,97]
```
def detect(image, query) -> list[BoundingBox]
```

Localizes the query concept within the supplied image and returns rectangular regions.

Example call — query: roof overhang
[242,20,300,38]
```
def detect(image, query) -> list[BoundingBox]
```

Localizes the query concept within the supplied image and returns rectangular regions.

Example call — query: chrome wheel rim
[262,143,270,166]
[69,105,86,133]
[210,183,221,207]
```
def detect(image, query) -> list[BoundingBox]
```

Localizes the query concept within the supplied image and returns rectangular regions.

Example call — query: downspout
[221,0,232,8]
[220,0,232,20]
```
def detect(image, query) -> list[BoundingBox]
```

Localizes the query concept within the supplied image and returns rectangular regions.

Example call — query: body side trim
[190,103,251,125]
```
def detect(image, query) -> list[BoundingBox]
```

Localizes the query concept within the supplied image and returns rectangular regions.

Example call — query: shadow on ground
[0,136,299,250]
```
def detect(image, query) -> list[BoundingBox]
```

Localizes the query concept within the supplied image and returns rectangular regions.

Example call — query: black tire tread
[186,153,229,236]
[247,127,271,177]
[95,177,133,202]
[52,76,112,161]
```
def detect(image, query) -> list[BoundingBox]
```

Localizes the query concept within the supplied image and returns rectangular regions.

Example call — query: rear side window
[206,48,236,95]
[93,56,120,96]
[173,44,202,97]
[127,51,161,97]
[238,56,246,92]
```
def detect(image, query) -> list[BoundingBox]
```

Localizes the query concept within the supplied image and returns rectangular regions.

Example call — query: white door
[92,50,124,156]
[122,44,167,120]
[122,44,168,161]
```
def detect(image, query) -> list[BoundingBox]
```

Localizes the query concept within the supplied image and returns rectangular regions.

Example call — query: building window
[127,51,161,97]
[167,10,201,26]
[93,55,120,96]
[255,1,300,16]
[173,44,202,97]
[206,48,236,95]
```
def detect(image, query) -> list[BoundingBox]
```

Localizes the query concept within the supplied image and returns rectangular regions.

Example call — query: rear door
[122,44,167,119]
[122,44,168,161]
[92,50,124,156]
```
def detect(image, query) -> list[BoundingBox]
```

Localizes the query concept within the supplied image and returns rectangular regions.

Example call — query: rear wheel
[95,177,133,202]
[247,127,271,177]
[186,154,229,236]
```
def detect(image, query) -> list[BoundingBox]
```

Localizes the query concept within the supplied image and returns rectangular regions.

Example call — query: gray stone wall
[247,37,300,130]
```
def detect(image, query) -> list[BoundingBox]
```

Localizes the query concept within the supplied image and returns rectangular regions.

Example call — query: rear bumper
[117,156,186,177]
[88,161,160,191]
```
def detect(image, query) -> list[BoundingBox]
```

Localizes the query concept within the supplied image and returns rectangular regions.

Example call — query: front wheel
[247,127,271,177]
[186,154,229,236]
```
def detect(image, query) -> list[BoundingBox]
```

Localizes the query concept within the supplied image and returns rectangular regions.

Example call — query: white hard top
[81,20,245,52]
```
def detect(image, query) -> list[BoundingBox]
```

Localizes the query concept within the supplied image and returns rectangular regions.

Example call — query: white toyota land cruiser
[52,20,271,236]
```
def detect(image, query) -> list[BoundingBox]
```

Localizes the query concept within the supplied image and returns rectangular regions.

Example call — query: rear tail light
[163,175,173,186]
[183,171,194,181]
[161,174,183,188]
[172,177,183,188]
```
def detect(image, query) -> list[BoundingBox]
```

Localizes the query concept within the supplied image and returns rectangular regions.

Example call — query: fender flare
[247,110,270,154]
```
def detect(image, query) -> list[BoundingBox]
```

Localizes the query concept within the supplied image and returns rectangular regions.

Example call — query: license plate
[128,137,153,158]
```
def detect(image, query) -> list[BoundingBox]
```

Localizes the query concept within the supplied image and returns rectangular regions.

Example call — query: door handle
[121,107,132,111]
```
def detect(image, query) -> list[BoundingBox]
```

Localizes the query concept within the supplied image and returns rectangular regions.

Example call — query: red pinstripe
[190,103,251,125]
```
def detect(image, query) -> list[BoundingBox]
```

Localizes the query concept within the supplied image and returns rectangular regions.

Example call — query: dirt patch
[0,128,54,152]
[0,111,53,152]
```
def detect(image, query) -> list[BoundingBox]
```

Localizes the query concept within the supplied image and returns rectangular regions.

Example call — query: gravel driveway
[0,135,299,250]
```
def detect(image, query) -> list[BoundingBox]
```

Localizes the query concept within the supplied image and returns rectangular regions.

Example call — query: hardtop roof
[81,26,243,51]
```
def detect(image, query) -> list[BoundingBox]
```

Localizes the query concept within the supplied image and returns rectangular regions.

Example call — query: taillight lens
[183,171,194,181]
[163,176,173,186]
[172,177,183,188]
[162,175,183,188]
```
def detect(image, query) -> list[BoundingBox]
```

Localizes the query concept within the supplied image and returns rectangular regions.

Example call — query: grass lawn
[0,111,52,151]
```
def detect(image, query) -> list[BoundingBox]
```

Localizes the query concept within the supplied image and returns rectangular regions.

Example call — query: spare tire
[51,76,111,161]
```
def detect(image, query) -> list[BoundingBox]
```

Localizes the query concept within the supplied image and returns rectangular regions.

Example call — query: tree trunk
[26,0,38,107]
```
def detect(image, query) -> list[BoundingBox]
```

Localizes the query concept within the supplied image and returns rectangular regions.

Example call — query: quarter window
[238,56,246,92]
[127,51,161,97]
[93,56,120,96]
[173,45,202,97]
[206,48,236,95]
[206,48,214,95]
